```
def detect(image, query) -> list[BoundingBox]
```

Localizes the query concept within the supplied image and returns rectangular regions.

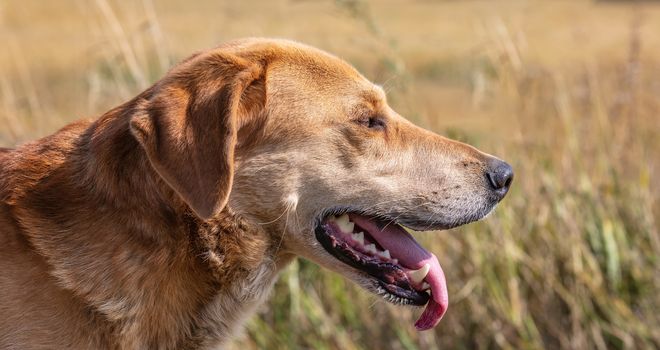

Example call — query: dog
[0,38,513,349]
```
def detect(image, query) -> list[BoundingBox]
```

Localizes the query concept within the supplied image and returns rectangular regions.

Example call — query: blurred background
[1,0,658,349]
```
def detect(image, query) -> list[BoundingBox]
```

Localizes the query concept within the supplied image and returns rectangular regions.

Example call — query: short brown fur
[0,38,505,349]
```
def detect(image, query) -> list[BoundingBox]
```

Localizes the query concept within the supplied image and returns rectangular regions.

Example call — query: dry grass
[1,0,658,349]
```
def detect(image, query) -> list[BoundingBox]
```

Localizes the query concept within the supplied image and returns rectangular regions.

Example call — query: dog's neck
[8,108,286,349]
[184,210,283,349]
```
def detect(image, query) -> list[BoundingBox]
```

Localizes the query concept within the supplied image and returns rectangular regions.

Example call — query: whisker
[356,195,428,213]
[381,201,435,231]
[273,194,299,255]
[256,208,289,225]
[422,212,439,231]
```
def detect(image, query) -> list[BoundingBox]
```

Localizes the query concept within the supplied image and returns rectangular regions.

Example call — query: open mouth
[314,212,448,331]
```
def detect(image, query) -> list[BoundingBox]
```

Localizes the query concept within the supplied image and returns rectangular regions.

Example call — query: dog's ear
[129,52,264,220]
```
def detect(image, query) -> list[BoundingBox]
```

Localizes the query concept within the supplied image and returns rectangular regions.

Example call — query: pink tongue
[349,214,448,330]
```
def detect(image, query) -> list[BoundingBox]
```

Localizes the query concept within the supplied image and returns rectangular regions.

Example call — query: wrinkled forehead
[265,55,388,119]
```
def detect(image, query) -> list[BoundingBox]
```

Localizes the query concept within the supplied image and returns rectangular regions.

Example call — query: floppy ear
[129,52,263,220]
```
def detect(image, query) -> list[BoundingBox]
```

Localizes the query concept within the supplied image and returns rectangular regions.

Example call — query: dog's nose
[486,159,513,198]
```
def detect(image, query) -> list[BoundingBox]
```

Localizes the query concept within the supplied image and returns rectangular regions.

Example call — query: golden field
[1,0,658,349]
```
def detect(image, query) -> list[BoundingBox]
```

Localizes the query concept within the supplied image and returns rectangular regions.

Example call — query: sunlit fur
[0,38,504,349]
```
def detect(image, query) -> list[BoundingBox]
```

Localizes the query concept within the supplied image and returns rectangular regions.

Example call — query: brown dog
[0,38,512,349]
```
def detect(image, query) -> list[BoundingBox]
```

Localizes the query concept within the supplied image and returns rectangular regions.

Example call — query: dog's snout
[486,159,513,198]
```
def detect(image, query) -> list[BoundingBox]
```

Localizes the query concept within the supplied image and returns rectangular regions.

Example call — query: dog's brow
[373,85,386,99]
[361,87,387,110]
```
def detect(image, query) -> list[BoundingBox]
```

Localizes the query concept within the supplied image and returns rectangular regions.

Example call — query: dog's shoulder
[0,147,13,213]
[0,146,12,171]
[0,145,36,289]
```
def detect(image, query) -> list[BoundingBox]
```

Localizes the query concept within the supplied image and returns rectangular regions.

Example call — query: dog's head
[130,38,513,330]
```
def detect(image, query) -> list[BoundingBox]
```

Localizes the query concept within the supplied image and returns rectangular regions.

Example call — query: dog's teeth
[335,214,354,233]
[421,282,430,290]
[408,263,430,284]
[378,250,391,260]
[365,244,377,254]
[352,232,364,245]
[343,222,355,233]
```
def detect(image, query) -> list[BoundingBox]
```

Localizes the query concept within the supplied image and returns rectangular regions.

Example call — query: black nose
[486,159,514,197]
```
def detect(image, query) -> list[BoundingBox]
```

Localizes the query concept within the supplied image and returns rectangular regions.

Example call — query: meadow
[1,0,658,349]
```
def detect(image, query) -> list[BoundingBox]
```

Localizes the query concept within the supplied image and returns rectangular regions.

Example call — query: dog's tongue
[349,214,448,330]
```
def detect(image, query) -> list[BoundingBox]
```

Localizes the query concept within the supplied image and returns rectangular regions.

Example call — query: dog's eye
[356,116,386,130]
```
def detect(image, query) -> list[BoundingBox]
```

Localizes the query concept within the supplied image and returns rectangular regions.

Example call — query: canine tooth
[421,282,430,290]
[335,214,354,233]
[409,263,430,284]
[352,232,364,245]
[378,250,391,260]
[365,244,377,254]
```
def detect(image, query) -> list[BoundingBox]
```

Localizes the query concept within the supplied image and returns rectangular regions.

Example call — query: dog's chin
[349,271,427,307]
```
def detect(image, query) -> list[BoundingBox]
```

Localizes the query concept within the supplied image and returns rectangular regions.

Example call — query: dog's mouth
[314,212,448,331]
